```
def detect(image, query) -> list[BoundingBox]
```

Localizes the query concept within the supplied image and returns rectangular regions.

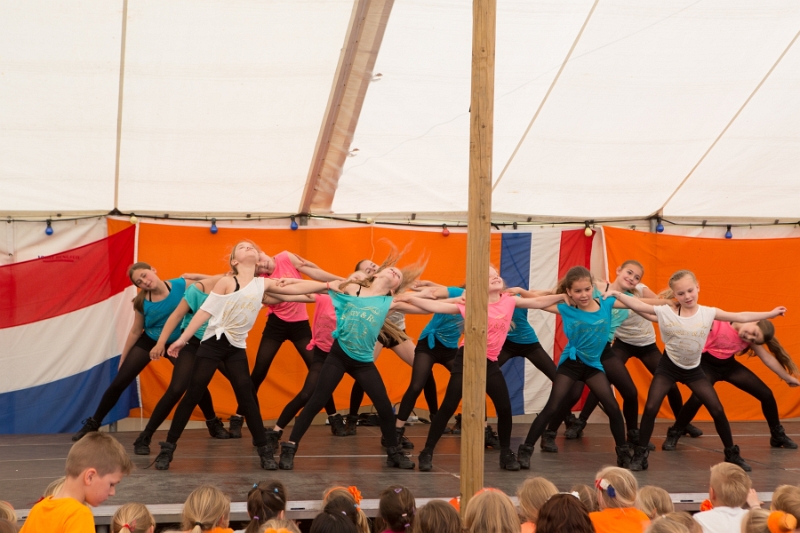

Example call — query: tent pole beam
[113,0,129,210]
[461,0,495,512]
[299,0,395,215]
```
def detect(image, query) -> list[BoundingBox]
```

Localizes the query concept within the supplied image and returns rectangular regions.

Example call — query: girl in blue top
[265,254,425,471]
[72,262,189,441]
[516,266,630,470]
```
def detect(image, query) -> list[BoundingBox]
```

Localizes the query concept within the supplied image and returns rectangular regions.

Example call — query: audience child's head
[309,508,358,533]
[637,485,675,518]
[245,480,287,533]
[180,485,230,532]
[375,485,416,533]
[517,476,558,524]
[410,500,462,533]
[595,466,638,510]
[536,493,594,533]
[708,462,751,508]
[65,432,133,506]
[661,512,702,533]
[43,477,66,498]
[260,517,302,533]
[741,508,770,533]
[571,483,599,512]
[644,516,690,533]
[463,489,520,533]
[0,503,15,523]
[111,502,155,533]
[0,519,17,533]
[322,487,369,533]
[771,485,800,523]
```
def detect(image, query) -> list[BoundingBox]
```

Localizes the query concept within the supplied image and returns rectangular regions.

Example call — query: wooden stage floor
[3,420,799,521]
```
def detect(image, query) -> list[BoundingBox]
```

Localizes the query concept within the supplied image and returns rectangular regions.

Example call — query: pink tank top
[265,251,309,322]
[307,293,336,352]
[704,320,749,360]
[457,293,516,361]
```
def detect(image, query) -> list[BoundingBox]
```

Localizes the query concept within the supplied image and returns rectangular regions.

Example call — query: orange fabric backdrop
[604,226,800,421]
[108,219,503,421]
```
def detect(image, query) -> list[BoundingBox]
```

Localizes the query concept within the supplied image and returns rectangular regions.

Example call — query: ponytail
[245,481,287,533]
[111,503,155,533]
[755,320,799,375]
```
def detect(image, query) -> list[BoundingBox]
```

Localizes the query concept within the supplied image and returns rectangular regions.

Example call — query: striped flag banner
[499,228,596,415]
[0,226,138,434]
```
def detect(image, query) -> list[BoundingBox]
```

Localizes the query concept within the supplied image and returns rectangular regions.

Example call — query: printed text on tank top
[147,280,171,301]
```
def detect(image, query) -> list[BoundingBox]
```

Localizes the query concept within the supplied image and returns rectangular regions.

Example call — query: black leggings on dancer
[92,336,217,424]
[424,350,513,451]
[276,347,330,428]
[249,314,336,417]
[673,353,780,430]
[167,336,267,446]
[524,359,626,446]
[288,342,398,447]
[637,357,734,449]
[576,340,684,426]
[395,339,457,422]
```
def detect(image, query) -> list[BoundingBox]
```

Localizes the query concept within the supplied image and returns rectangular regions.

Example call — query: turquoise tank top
[143,277,186,343]
[181,283,210,340]
[330,291,393,362]
[505,305,539,344]
[592,286,630,342]
[557,296,616,372]
[418,287,465,349]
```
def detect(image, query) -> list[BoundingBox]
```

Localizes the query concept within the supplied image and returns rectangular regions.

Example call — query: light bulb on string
[210,218,218,234]
[656,217,664,233]
[584,222,593,237]
[442,224,450,237]
[45,219,53,236]
[725,225,732,239]
[129,214,138,225]
[290,216,299,231]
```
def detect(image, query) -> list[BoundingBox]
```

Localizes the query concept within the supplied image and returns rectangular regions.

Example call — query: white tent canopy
[2,0,799,220]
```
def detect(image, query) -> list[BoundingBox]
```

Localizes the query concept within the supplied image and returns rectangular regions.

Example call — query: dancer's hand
[150,343,166,360]
[505,287,525,295]
[602,289,621,299]
[787,376,800,387]
[167,338,186,358]
[771,306,788,317]
[276,277,301,287]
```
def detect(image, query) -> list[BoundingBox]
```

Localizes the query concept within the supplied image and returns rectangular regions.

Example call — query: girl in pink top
[402,266,564,472]
[669,318,799,449]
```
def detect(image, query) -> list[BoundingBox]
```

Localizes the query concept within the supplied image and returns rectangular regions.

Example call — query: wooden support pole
[460,0,495,512]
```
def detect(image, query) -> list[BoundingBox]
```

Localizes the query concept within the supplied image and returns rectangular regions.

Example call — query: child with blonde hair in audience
[411,500,462,533]
[374,485,416,533]
[20,433,133,533]
[661,512,702,533]
[637,486,675,519]
[645,516,690,533]
[771,485,800,524]
[42,477,66,498]
[693,462,751,533]
[571,483,599,512]
[463,489,521,533]
[260,518,301,533]
[517,477,558,533]
[741,508,770,533]
[112,503,155,533]
[590,466,650,533]
[0,519,17,533]
[172,485,232,533]
[0,502,15,524]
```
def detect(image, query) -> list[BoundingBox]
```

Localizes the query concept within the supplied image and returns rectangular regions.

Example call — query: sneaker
[662,425,682,451]
[228,415,243,439]
[258,444,278,470]
[386,445,415,469]
[154,442,176,471]
[133,432,152,455]
[517,443,534,470]
[206,417,231,439]
[629,445,649,471]
[329,414,347,437]
[500,448,521,471]
[540,430,558,453]
[484,425,500,449]
[627,428,655,451]
[279,442,297,470]
[345,414,358,436]
[72,417,100,442]
[564,417,587,439]
[770,424,798,449]
[684,424,703,438]
[616,444,633,469]
[418,448,433,472]
[451,414,462,435]
[724,444,751,472]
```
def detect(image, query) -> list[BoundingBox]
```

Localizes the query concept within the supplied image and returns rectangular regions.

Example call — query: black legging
[638,368,734,449]
[144,338,227,435]
[276,347,332,428]
[249,330,336,417]
[288,342,398,448]
[167,336,267,446]
[524,367,626,447]
[673,353,780,430]
[395,342,457,421]
[578,340,684,424]
[92,343,216,424]
[424,350,513,451]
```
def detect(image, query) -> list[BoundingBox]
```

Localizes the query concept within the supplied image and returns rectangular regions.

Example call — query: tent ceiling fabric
[1,0,798,219]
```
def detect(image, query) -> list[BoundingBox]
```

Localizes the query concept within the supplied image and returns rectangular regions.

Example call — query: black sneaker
[345,414,358,436]
[329,414,347,437]
[72,417,100,442]
[662,425,682,451]
[564,417,586,439]
[206,417,231,439]
[418,448,433,472]
[540,430,558,453]
[228,415,243,439]
[279,442,297,470]
[451,414,462,435]
[484,425,500,449]
[770,424,798,449]
[133,432,152,455]
[500,448,521,471]
[154,442,176,471]
[724,445,751,472]
[684,424,703,438]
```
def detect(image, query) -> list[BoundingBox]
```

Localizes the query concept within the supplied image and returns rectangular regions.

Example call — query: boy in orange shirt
[21,432,133,533]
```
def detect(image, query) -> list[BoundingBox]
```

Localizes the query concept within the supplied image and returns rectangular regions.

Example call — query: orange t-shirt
[20,496,94,533]
[590,507,650,533]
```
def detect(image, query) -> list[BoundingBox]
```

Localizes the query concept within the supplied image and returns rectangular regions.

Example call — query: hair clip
[194,522,203,527]
[769,511,798,533]
[341,511,347,516]
[253,483,259,489]
[401,513,407,517]
[347,486,363,504]
[394,488,403,493]
[121,525,132,531]
[253,516,259,520]
[595,478,616,498]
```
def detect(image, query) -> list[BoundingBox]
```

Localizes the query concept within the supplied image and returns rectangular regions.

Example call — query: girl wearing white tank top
[607,269,786,473]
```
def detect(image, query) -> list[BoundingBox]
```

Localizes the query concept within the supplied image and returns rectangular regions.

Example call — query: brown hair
[0,519,16,533]
[536,493,593,533]
[375,485,416,533]
[771,485,800,523]
[463,489,520,533]
[0,502,15,523]
[112,502,155,533]
[741,508,770,533]
[322,488,369,533]
[229,240,262,276]
[245,480,286,533]
[636,485,674,518]
[660,512,702,533]
[596,466,638,509]
[709,462,751,507]
[128,262,153,314]
[570,483,599,512]
[556,266,593,295]
[410,500,462,533]
[644,516,690,533]
[65,433,133,478]
[620,259,645,274]
[355,259,371,272]
[517,477,558,523]
[749,320,799,375]
[180,485,230,533]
